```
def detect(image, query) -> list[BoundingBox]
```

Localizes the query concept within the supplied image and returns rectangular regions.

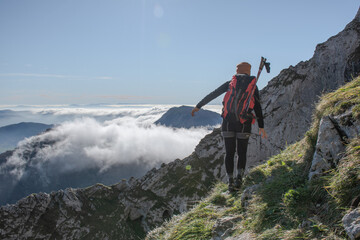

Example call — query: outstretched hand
[191,107,200,116]
[259,128,267,139]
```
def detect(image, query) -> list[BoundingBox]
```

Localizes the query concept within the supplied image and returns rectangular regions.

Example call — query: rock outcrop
[343,208,360,240]
[309,109,360,180]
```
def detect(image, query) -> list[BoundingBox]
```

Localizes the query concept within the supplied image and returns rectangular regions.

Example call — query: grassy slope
[146,76,360,240]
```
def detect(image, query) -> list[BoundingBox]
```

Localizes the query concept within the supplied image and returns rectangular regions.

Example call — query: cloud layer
[2,113,210,180]
[0,105,220,204]
[0,105,169,127]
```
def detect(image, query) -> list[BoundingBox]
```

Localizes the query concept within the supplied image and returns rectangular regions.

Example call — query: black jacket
[195,74,264,128]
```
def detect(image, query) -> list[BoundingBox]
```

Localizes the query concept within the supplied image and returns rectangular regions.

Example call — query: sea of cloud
[0,104,222,127]
[0,104,170,127]
[1,104,221,180]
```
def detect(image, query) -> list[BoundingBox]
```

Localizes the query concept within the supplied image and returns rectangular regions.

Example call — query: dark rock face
[345,44,360,82]
[155,105,221,128]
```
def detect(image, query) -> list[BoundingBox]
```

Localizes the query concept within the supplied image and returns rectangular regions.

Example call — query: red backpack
[222,74,256,124]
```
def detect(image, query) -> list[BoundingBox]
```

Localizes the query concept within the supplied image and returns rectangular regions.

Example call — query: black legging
[222,119,251,175]
[224,137,249,174]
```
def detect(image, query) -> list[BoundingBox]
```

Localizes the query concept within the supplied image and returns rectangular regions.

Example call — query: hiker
[191,62,267,192]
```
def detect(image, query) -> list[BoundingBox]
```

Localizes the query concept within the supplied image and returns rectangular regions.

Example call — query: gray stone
[211,216,242,240]
[333,108,360,140]
[63,188,82,212]
[114,179,129,191]
[224,232,255,240]
[241,184,261,208]
[129,207,145,221]
[309,116,346,180]
[343,208,360,240]
[309,109,360,180]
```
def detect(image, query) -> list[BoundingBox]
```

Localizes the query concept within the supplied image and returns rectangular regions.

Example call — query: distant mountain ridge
[155,105,221,128]
[0,122,53,153]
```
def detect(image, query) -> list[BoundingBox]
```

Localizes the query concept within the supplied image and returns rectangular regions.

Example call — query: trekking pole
[256,57,270,83]
[244,57,270,112]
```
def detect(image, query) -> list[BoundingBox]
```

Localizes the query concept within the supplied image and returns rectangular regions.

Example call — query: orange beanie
[236,62,251,75]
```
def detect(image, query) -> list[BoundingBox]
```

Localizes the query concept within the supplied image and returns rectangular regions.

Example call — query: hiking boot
[228,178,235,193]
[234,177,242,190]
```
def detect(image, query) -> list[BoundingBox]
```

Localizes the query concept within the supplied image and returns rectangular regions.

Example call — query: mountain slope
[146,76,360,240]
[0,122,53,153]
[154,105,221,128]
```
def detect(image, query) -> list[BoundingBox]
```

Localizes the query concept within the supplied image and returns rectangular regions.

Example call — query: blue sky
[0,0,359,105]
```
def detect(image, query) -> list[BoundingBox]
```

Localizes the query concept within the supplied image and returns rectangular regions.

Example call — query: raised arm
[191,81,229,116]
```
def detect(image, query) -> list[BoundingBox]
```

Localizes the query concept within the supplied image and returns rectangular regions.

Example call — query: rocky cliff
[247,7,360,169]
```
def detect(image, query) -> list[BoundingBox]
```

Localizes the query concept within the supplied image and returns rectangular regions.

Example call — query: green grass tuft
[327,137,360,207]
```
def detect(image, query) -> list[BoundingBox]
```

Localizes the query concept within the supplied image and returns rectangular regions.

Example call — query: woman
[191,62,267,192]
